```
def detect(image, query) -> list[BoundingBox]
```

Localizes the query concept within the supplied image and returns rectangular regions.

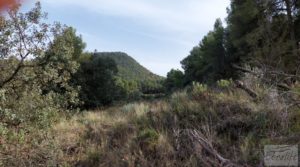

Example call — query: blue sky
[23,0,230,76]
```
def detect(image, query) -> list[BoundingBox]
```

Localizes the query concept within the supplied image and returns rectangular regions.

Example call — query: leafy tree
[115,77,141,100]
[164,69,184,92]
[0,2,82,127]
[40,27,86,108]
[75,55,119,108]
[0,2,51,89]
[140,80,165,94]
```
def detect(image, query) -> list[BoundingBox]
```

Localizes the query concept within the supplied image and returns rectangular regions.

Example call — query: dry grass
[1,78,299,167]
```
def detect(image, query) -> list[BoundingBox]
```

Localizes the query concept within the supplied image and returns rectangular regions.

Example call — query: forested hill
[94,52,163,82]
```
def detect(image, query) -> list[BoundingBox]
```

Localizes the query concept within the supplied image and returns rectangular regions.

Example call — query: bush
[217,79,233,88]
[136,128,160,153]
[74,55,121,108]
[191,82,208,94]
[122,103,149,117]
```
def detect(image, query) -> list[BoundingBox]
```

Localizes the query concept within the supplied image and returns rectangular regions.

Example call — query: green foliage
[179,0,300,89]
[115,77,142,100]
[217,79,233,88]
[137,128,159,151]
[74,55,120,108]
[181,19,228,84]
[122,103,150,118]
[226,0,260,66]
[2,75,299,166]
[0,2,82,132]
[94,52,164,94]
[1,1,300,166]
[87,151,102,164]
[137,129,159,142]
[165,69,185,92]
[226,0,299,74]
[191,82,208,94]
[41,26,84,109]
[94,52,161,81]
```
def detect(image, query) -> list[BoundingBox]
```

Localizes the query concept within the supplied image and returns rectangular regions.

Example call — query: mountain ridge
[94,52,164,82]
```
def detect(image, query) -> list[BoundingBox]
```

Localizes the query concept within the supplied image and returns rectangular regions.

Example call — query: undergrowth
[1,78,299,167]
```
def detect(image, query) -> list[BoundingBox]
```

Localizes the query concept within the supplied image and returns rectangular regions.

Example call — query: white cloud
[43,0,229,33]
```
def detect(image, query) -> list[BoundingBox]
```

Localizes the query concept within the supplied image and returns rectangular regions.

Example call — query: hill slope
[94,52,163,82]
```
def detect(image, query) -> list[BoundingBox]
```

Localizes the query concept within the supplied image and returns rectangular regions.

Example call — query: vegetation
[74,55,120,108]
[181,19,227,84]
[169,0,300,87]
[94,52,165,96]
[0,2,81,129]
[0,1,299,167]
[164,69,185,92]
[1,75,299,166]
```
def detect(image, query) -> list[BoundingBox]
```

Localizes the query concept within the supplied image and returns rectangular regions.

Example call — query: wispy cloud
[43,0,228,33]
[36,0,230,76]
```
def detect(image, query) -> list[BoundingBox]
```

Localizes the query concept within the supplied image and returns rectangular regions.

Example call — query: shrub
[122,103,149,117]
[136,128,160,153]
[74,55,120,108]
[191,82,208,93]
[217,79,233,88]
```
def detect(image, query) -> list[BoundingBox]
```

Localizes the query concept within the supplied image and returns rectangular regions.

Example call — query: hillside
[3,76,299,166]
[94,52,163,83]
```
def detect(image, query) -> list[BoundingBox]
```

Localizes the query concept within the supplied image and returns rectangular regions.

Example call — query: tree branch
[0,52,30,88]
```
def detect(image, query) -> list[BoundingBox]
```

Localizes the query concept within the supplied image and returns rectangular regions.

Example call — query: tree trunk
[284,0,298,58]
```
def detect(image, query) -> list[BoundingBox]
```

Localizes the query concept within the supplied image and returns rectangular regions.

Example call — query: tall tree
[0,2,84,127]
[244,0,300,74]
[225,0,260,67]
[181,19,227,84]
[165,69,185,92]
[0,2,81,105]
[0,2,52,88]
[75,55,119,108]
[40,27,86,108]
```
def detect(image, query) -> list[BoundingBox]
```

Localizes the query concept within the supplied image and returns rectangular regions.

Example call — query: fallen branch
[179,129,240,167]
[234,80,258,98]
[231,64,259,75]
[231,64,294,91]
[232,64,300,79]
[188,130,230,165]
[277,83,291,90]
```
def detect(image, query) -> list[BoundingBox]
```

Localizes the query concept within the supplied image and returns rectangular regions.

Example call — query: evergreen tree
[225,0,260,67]
[75,55,119,108]
[181,19,227,84]
[165,69,185,92]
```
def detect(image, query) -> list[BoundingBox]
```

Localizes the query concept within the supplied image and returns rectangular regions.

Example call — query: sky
[22,0,230,76]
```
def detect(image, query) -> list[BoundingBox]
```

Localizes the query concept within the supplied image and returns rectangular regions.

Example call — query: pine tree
[181,19,226,84]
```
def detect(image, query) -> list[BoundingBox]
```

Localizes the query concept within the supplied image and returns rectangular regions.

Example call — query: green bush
[217,79,233,88]
[136,128,160,153]
[191,82,208,93]
[74,55,120,108]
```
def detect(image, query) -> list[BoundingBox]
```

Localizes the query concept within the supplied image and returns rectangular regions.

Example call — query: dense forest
[167,0,300,90]
[0,1,299,167]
